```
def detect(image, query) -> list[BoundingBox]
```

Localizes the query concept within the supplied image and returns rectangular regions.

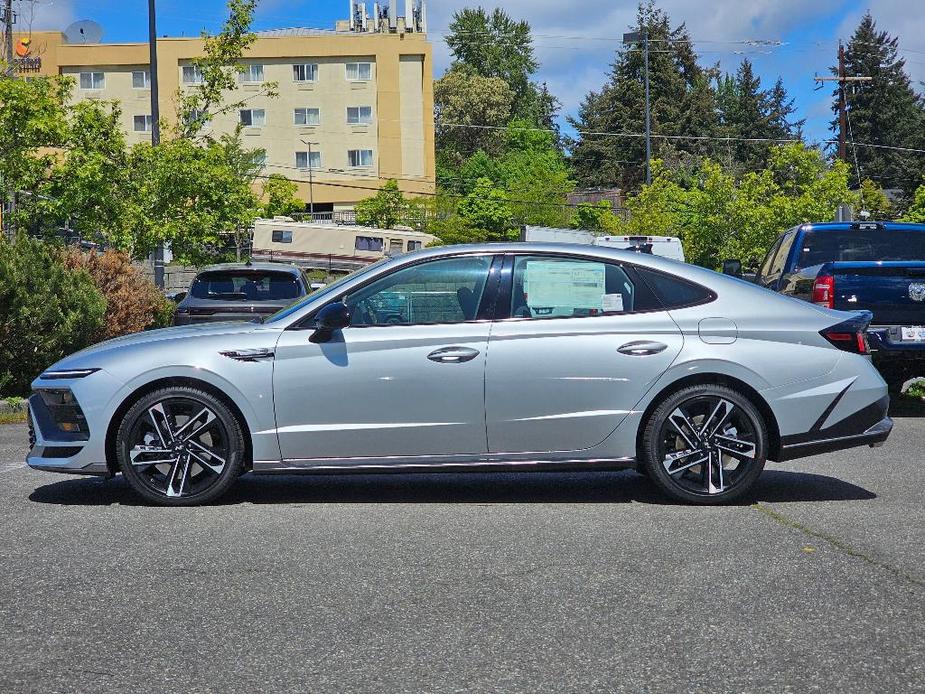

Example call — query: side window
[770,231,796,276]
[634,267,715,309]
[758,236,784,279]
[510,256,645,319]
[345,256,492,327]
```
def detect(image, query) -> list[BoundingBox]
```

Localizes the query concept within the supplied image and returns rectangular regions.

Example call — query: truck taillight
[812,274,835,309]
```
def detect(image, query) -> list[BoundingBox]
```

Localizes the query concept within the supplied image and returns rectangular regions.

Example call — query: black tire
[116,387,245,506]
[640,384,768,505]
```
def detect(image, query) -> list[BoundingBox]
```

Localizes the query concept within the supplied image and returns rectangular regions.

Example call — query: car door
[273,254,499,461]
[484,254,684,454]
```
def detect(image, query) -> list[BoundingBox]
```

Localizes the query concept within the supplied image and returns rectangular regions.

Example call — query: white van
[594,235,686,262]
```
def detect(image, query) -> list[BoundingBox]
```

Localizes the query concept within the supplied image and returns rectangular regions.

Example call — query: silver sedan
[27,243,892,505]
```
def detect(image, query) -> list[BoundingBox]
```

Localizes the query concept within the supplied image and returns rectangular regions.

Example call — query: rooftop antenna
[348,0,355,30]
[63,19,104,44]
[388,1,396,30]
[404,0,413,28]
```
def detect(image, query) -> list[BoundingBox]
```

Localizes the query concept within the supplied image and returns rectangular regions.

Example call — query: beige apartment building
[11,2,435,213]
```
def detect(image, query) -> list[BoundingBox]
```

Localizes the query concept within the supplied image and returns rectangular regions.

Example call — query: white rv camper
[252,218,437,271]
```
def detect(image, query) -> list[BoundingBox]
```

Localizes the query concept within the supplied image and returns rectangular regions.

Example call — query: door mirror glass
[721,259,742,277]
[311,302,351,342]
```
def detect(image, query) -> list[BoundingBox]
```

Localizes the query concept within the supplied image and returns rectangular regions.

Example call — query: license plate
[901,326,925,341]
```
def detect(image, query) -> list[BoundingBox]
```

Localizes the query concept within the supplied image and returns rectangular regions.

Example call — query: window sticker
[601,293,624,312]
[524,261,605,313]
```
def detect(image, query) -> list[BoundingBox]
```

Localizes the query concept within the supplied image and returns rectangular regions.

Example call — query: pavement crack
[752,502,924,589]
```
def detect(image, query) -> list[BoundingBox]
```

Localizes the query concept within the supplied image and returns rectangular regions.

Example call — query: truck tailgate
[829,261,925,325]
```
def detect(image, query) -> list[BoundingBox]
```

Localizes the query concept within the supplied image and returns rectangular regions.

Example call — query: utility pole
[623,29,651,184]
[301,140,319,217]
[3,0,13,77]
[814,41,872,163]
[148,0,164,289]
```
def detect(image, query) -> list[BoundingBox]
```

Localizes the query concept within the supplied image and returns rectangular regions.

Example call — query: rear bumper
[777,412,893,462]
[868,327,925,361]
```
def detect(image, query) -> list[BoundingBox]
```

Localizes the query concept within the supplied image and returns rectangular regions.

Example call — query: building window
[355,236,383,252]
[347,149,373,167]
[185,109,209,127]
[182,65,203,84]
[251,151,267,169]
[272,230,293,243]
[239,64,264,83]
[295,151,321,169]
[293,63,318,82]
[132,70,150,89]
[239,109,266,127]
[133,115,153,132]
[346,106,372,125]
[293,108,320,126]
[79,71,105,90]
[345,62,371,81]
[407,240,423,251]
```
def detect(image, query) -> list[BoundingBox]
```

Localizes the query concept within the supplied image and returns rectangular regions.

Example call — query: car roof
[196,262,302,275]
[790,221,925,233]
[398,241,687,267]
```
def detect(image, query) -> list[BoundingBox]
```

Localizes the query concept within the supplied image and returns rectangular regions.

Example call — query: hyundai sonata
[27,243,892,505]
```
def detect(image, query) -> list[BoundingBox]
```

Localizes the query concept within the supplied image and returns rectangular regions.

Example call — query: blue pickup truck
[733,221,925,388]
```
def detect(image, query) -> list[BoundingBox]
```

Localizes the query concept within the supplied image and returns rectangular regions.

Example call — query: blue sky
[17,0,925,146]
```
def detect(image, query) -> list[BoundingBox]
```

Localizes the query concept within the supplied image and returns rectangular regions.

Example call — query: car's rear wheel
[640,384,768,504]
[116,387,245,506]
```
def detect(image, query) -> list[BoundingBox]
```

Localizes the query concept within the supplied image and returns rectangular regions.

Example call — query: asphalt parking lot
[1,414,923,694]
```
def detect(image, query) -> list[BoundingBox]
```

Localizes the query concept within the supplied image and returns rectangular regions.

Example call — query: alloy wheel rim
[126,397,229,498]
[657,395,758,496]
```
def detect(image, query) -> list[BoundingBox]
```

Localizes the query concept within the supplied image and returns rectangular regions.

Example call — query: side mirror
[310,301,351,343]
[721,259,742,277]
[168,291,188,303]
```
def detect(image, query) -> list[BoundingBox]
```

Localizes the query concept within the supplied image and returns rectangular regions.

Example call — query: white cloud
[835,1,925,86]
[12,0,75,32]
[425,0,852,125]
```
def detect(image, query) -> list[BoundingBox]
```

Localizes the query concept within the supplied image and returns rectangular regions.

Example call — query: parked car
[28,243,890,506]
[725,221,925,388]
[172,263,310,325]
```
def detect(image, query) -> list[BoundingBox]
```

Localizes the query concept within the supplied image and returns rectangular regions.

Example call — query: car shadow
[29,468,875,507]
[888,396,925,418]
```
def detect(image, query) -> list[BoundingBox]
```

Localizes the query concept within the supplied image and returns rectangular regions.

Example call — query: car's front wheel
[640,384,768,504]
[116,387,245,506]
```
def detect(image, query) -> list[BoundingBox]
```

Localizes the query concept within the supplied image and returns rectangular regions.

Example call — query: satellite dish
[63,20,104,45]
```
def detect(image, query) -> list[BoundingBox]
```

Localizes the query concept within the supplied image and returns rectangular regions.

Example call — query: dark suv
[173,263,311,325]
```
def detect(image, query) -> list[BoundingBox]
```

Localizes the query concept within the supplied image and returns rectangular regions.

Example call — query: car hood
[48,321,280,371]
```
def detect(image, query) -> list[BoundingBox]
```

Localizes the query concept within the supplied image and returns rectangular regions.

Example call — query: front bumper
[26,372,119,475]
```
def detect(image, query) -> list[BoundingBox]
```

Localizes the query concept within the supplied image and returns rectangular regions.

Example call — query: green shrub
[0,235,106,396]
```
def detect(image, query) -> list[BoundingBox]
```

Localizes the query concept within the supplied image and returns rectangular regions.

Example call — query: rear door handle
[617,341,668,356]
[427,346,480,363]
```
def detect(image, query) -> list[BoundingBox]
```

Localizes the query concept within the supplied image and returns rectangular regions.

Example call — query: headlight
[39,368,100,380]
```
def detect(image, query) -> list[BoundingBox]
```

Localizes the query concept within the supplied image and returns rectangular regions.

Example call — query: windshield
[189,270,302,301]
[263,257,395,324]
[798,230,925,267]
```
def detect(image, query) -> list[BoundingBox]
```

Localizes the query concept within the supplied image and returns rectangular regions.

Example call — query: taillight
[820,317,871,355]
[812,274,835,309]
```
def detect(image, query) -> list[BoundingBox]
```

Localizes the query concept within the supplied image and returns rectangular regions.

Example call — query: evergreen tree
[445,7,538,120]
[834,12,925,192]
[716,59,801,172]
[567,2,721,190]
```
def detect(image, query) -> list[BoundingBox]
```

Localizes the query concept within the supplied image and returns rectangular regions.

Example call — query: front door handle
[427,346,480,363]
[617,341,668,356]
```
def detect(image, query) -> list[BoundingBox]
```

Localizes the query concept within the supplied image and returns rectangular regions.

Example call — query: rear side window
[635,267,715,309]
[189,271,302,301]
[509,256,660,318]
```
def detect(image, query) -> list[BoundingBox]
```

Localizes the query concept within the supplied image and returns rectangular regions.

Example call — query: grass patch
[0,411,27,425]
